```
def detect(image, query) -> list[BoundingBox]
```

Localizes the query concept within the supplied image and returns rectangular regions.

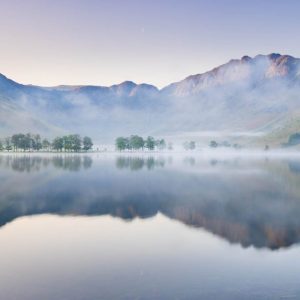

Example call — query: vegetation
[129,135,145,150]
[83,136,93,151]
[254,115,300,148]
[115,135,166,151]
[183,141,196,150]
[287,133,300,146]
[155,139,166,150]
[209,140,242,149]
[145,136,155,150]
[0,133,93,152]
[220,141,231,147]
[210,140,218,148]
[281,132,300,147]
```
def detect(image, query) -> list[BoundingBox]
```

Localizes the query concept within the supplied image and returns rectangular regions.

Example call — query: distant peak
[138,83,159,90]
[268,53,282,60]
[118,81,137,87]
[253,53,296,62]
[241,55,252,62]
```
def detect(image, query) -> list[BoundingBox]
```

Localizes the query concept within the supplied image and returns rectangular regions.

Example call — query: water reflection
[288,160,300,174]
[183,156,196,166]
[116,156,167,170]
[1,154,300,250]
[0,155,93,172]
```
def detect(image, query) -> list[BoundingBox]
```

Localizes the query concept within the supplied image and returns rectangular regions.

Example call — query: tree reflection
[0,155,93,172]
[116,156,166,171]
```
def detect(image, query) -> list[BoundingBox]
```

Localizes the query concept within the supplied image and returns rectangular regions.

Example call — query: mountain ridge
[2,53,299,92]
[1,53,300,144]
[162,53,300,97]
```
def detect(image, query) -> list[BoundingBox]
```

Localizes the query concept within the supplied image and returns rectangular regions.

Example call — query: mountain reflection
[1,154,300,250]
[0,155,93,172]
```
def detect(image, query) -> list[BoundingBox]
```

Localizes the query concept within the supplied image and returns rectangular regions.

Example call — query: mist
[1,54,300,148]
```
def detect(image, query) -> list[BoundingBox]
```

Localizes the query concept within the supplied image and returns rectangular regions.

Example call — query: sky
[0,0,300,88]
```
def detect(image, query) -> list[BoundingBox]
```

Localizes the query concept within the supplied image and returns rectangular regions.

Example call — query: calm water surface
[0,153,300,300]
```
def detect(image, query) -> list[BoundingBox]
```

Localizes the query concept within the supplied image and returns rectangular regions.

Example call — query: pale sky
[0,0,300,88]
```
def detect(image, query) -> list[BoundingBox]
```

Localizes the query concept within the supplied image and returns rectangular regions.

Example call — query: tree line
[115,135,168,151]
[0,133,93,152]
[209,140,241,149]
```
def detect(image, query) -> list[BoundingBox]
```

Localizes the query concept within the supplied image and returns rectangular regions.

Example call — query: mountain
[1,53,300,144]
[0,75,161,140]
[161,54,300,137]
[163,54,300,96]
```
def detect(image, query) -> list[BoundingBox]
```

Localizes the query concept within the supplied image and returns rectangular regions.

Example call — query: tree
[0,140,3,151]
[63,135,72,151]
[42,139,51,151]
[11,134,21,151]
[1,133,94,152]
[11,133,42,151]
[183,142,189,150]
[115,135,167,151]
[145,136,155,150]
[221,140,231,147]
[115,137,128,151]
[11,133,27,151]
[61,134,82,152]
[52,137,64,151]
[189,141,196,150]
[210,140,218,148]
[288,133,300,146]
[32,134,42,151]
[5,137,12,151]
[183,141,195,150]
[24,133,32,151]
[71,134,82,152]
[156,139,166,150]
[233,143,241,149]
[83,136,93,151]
[129,135,144,150]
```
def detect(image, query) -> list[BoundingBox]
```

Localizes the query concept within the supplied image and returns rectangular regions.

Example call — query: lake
[0,153,300,299]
